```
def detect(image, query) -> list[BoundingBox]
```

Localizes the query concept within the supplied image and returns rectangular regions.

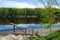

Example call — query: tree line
[0,8,60,24]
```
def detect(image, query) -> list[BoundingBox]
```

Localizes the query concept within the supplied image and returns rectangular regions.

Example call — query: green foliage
[52,35,60,40]
[46,30,60,40]
[44,24,51,29]
[29,36,46,40]
[0,8,60,24]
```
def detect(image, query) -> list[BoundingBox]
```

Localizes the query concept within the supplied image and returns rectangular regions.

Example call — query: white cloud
[17,24,28,28]
[0,0,60,8]
[52,5,60,8]
[0,0,38,8]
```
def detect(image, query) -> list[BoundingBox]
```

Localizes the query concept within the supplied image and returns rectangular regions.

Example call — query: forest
[0,8,60,24]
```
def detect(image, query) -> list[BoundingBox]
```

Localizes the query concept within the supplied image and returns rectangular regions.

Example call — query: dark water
[0,24,60,32]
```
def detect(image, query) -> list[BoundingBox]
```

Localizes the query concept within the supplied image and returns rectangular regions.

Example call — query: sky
[0,0,60,8]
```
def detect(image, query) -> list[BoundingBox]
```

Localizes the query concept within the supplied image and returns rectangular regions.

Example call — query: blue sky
[0,0,60,8]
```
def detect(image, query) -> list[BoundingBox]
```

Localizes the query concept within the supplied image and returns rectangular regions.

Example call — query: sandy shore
[34,27,60,36]
[0,27,60,40]
[0,27,60,36]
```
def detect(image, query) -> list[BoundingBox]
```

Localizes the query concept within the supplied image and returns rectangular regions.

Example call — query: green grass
[28,36,46,40]
[46,30,60,40]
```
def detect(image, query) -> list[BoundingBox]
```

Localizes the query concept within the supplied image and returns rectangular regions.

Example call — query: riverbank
[0,27,60,36]
[0,27,60,40]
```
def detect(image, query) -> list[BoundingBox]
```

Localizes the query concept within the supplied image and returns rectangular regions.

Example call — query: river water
[0,23,60,32]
